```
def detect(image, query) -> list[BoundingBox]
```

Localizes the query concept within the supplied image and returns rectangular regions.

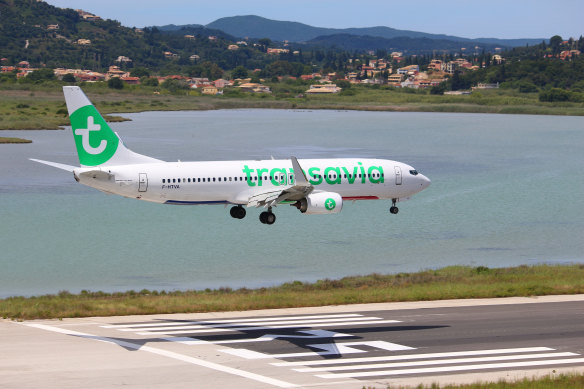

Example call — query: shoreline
[1,264,583,320]
[1,88,583,131]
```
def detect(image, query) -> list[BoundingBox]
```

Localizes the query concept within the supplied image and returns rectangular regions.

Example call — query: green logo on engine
[325,198,336,211]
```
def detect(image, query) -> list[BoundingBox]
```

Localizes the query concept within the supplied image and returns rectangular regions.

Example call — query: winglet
[291,156,310,187]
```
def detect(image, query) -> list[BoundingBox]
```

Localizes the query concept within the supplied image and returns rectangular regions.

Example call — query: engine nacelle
[294,192,343,215]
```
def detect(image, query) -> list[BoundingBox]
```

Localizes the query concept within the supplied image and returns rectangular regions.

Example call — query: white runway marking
[271,347,556,366]
[315,358,584,379]
[120,316,384,332]
[135,319,400,335]
[164,330,354,345]
[223,340,414,359]
[24,323,298,388]
[294,352,579,372]
[101,314,365,329]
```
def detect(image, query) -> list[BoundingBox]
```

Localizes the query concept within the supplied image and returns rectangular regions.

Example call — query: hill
[305,34,502,54]
[205,15,544,47]
[0,0,254,72]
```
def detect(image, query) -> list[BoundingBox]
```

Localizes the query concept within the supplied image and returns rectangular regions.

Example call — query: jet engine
[293,192,343,215]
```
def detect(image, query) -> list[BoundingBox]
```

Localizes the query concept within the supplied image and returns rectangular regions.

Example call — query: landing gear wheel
[230,205,246,219]
[259,211,268,224]
[390,199,399,214]
[259,210,276,225]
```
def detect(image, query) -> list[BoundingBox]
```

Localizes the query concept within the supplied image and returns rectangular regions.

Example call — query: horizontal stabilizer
[29,158,76,172]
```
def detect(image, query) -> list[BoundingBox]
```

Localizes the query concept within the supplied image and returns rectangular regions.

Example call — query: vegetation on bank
[1,82,583,132]
[0,136,31,143]
[1,264,583,320]
[396,373,584,389]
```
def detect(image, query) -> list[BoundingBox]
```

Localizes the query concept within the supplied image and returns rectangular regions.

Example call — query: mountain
[205,15,544,47]
[0,0,250,71]
[155,24,236,41]
[305,34,503,54]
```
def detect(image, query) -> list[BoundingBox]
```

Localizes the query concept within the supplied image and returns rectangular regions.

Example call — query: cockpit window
[409,170,419,176]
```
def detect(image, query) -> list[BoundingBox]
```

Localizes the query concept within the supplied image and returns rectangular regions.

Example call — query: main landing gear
[390,199,399,214]
[230,205,246,219]
[259,208,276,225]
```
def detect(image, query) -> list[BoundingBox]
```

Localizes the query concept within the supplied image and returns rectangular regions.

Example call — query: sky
[44,0,583,40]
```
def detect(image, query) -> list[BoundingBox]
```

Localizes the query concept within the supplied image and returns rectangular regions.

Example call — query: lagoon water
[1,109,583,297]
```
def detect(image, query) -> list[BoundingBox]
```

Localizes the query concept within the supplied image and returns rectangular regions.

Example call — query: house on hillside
[305,84,342,94]
[238,83,271,93]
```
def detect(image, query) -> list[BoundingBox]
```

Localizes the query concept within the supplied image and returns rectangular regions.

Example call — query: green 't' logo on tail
[70,105,119,166]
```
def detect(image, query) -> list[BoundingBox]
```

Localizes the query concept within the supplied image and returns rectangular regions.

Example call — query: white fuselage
[74,158,430,206]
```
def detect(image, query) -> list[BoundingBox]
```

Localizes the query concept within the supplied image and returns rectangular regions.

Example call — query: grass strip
[1,264,583,320]
[0,136,32,143]
[1,87,583,131]
[391,373,584,388]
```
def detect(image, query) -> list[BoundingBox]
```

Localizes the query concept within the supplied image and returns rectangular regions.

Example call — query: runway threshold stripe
[124,317,384,332]
[294,352,579,372]
[272,347,555,366]
[24,323,298,388]
[315,358,584,379]
[136,319,401,335]
[102,314,364,328]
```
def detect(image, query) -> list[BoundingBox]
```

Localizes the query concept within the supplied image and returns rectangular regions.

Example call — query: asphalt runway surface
[1,295,583,388]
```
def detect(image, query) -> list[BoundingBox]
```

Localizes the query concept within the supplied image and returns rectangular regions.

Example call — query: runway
[1,295,583,388]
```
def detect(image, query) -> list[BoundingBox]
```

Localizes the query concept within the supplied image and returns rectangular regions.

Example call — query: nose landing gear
[259,208,276,225]
[390,199,399,214]
[230,205,246,219]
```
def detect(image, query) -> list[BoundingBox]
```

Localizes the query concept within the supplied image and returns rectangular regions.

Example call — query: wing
[247,156,313,208]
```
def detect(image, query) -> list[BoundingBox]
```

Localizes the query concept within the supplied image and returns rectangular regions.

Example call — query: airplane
[31,86,430,225]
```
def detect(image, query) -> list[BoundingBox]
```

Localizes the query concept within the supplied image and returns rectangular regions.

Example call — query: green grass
[0,136,32,143]
[1,85,583,130]
[386,373,584,388]
[1,264,583,320]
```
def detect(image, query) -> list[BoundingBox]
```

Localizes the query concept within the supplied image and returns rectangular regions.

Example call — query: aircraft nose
[419,174,431,190]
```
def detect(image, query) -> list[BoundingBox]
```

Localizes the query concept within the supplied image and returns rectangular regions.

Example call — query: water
[1,110,583,297]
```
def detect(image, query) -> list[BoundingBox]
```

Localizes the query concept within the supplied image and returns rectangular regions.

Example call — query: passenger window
[213,178,216,182]
[218,177,221,181]
[173,179,176,183]
[162,179,166,183]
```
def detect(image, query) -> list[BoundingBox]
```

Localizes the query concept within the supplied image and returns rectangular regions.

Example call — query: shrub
[107,77,124,89]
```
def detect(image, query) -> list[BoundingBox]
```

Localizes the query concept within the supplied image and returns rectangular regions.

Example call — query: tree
[549,35,563,55]
[336,79,351,89]
[26,68,55,82]
[107,77,124,89]
[231,65,248,79]
[258,38,271,51]
[130,67,150,78]
[141,77,159,87]
[539,88,570,102]
[62,73,76,83]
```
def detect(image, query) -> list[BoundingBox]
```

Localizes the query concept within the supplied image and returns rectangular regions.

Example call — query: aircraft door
[138,173,148,192]
[394,166,402,185]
